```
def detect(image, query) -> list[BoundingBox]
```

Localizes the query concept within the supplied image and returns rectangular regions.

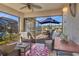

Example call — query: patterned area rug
[25,43,49,56]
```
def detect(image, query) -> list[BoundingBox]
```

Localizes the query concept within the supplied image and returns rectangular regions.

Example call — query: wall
[24,8,62,17]
[63,4,79,45]
[0,4,24,32]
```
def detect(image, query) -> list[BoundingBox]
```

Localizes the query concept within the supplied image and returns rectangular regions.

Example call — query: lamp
[63,7,68,12]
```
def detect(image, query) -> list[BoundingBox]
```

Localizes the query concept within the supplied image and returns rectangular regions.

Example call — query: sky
[0,12,62,23]
[0,12,19,22]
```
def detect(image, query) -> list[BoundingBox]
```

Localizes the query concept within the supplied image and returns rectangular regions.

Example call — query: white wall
[63,4,79,45]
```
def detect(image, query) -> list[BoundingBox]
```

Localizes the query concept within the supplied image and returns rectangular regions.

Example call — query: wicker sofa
[0,43,18,56]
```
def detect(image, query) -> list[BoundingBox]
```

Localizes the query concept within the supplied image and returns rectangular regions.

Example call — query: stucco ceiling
[3,3,65,14]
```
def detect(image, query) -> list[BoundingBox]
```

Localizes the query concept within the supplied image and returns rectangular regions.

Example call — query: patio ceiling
[2,3,66,14]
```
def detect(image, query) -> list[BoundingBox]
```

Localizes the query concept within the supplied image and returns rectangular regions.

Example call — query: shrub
[0,32,20,45]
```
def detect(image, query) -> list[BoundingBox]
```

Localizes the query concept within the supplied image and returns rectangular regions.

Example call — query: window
[0,12,19,33]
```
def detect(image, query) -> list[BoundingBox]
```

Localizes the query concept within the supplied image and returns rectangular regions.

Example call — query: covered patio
[0,3,79,56]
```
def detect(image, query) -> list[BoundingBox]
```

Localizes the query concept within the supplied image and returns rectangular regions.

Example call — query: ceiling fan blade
[30,4,42,9]
[20,3,28,5]
[20,6,27,10]
[20,3,32,9]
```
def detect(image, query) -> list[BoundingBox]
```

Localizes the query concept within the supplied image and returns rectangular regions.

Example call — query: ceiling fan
[20,3,42,12]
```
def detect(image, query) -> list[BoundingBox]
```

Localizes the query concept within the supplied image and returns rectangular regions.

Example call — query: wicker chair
[20,32,35,43]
